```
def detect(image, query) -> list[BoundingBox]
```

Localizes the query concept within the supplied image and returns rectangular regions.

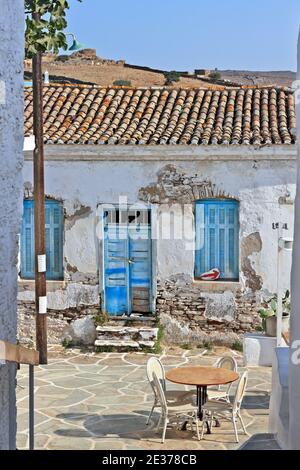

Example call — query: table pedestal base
[196,385,211,434]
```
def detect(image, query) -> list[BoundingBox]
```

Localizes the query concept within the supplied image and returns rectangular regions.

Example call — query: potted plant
[258,290,290,337]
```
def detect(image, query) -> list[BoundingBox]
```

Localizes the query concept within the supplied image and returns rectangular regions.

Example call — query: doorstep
[95,324,158,351]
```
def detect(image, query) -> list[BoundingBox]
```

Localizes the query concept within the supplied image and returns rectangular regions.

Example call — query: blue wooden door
[129,225,152,315]
[104,223,129,315]
[104,210,152,316]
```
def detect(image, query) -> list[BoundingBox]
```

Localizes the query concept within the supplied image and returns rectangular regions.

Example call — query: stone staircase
[95,315,158,351]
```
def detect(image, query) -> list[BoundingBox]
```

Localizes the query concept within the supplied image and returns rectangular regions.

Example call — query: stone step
[95,325,158,351]
[105,315,157,328]
[96,326,158,333]
[95,339,156,349]
[95,339,140,349]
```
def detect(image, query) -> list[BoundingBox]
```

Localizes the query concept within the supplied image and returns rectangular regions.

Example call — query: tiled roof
[24,85,297,145]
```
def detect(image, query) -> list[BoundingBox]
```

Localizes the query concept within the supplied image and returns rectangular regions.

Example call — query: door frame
[98,203,157,316]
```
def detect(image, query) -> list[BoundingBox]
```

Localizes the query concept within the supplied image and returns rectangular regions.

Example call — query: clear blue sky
[66,0,300,71]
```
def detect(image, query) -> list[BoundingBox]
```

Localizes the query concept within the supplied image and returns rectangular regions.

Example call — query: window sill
[18,279,66,292]
[192,279,241,292]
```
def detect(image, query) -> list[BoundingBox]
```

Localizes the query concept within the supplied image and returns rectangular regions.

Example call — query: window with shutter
[195,199,239,280]
[21,200,64,280]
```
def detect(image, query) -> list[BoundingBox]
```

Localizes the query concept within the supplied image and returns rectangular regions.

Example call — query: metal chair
[146,357,195,425]
[153,372,200,444]
[208,355,238,402]
[201,371,249,443]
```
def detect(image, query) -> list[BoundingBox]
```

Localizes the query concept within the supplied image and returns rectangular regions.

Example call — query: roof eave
[24,143,297,162]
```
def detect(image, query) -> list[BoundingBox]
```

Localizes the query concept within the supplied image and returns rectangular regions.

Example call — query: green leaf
[258,309,267,318]
[265,309,276,318]
[284,289,290,300]
[25,0,83,58]
[271,298,277,312]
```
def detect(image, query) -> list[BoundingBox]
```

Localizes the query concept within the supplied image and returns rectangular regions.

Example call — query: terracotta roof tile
[24,85,297,145]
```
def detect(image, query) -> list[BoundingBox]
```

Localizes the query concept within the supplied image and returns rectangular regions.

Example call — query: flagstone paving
[16,346,274,450]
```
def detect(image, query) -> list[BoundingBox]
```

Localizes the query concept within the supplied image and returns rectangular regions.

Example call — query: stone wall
[138,164,230,204]
[17,281,100,346]
[0,0,24,450]
[17,301,99,346]
[156,276,260,346]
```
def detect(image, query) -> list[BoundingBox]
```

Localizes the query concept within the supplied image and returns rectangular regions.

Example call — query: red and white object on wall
[199,268,220,281]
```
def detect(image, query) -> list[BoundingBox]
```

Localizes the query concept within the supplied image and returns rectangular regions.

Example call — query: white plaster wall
[22,156,296,302]
[0,0,24,450]
[65,214,98,274]
[157,203,195,279]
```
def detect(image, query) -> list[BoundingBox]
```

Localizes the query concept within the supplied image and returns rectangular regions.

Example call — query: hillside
[220,69,295,87]
[24,49,296,88]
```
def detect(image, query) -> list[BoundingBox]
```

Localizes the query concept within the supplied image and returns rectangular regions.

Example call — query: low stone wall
[18,257,264,349]
[156,277,261,346]
[17,301,99,346]
[18,277,261,347]
[17,280,101,345]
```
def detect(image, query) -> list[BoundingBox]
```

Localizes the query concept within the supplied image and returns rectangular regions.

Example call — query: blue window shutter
[46,201,64,280]
[209,227,216,268]
[21,200,64,280]
[219,228,225,274]
[45,227,51,272]
[195,199,239,280]
[21,200,35,279]
[195,203,206,276]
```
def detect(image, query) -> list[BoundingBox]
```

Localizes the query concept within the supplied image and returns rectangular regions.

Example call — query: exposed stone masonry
[139,164,229,204]
[156,277,261,346]
[17,301,99,346]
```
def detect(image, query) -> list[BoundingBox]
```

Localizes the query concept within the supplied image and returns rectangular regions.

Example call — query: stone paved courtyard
[16,346,274,450]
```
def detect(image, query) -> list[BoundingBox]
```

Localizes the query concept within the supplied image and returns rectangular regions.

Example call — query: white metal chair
[200,371,249,443]
[208,355,238,402]
[153,372,200,444]
[146,357,195,425]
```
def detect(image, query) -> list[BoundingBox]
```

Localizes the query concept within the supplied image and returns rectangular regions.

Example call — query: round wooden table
[166,366,239,433]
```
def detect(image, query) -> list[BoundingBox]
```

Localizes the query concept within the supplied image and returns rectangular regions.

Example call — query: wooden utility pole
[32,11,47,364]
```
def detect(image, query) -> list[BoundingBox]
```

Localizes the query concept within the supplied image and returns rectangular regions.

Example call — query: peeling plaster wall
[65,208,98,277]
[0,0,24,450]
[156,203,195,279]
[146,161,295,295]
[20,153,296,343]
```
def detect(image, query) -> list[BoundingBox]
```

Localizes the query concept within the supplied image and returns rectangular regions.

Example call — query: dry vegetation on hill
[24,49,296,89]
